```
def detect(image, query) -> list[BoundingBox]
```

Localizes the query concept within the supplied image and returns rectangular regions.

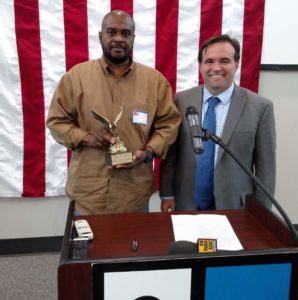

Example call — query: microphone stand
[201,128,298,246]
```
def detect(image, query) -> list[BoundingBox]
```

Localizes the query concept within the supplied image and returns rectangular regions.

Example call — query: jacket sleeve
[158,92,183,198]
[159,139,179,198]
[46,72,89,150]
[254,100,276,208]
[145,75,181,159]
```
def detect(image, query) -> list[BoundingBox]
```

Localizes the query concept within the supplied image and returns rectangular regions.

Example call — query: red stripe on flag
[14,1,46,196]
[155,0,179,93]
[63,1,89,71]
[240,0,265,92]
[154,0,179,190]
[64,1,89,162]
[198,0,223,84]
[111,0,133,15]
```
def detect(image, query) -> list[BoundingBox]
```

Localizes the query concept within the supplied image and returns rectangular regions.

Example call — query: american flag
[0,0,265,197]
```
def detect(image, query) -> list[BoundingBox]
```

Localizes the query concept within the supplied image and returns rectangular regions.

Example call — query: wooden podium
[58,196,298,300]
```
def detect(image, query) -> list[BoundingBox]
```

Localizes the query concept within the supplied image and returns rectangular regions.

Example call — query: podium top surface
[58,200,298,300]
[68,207,293,260]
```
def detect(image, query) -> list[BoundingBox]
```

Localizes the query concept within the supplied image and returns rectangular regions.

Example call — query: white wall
[259,71,298,222]
[262,0,298,64]
[1,1,298,239]
[0,196,69,239]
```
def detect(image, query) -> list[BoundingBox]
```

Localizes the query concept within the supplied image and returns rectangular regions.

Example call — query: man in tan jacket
[47,10,181,214]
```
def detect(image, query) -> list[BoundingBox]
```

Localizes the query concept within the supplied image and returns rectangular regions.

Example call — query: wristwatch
[144,148,154,163]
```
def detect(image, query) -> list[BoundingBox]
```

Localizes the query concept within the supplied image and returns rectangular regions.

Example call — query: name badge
[132,111,148,125]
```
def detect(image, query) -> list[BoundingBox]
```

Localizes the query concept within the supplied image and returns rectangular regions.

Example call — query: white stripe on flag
[0,2,24,196]
[176,0,201,92]
[222,0,245,84]
[87,0,111,60]
[133,2,157,68]
[40,0,68,196]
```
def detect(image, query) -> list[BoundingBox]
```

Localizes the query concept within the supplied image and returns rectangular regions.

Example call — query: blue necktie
[194,96,220,209]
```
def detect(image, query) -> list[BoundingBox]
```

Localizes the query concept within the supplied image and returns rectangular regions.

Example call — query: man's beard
[102,48,130,64]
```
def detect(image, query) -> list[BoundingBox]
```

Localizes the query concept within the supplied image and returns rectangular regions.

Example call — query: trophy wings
[92,104,123,132]
[113,103,123,127]
[92,110,112,131]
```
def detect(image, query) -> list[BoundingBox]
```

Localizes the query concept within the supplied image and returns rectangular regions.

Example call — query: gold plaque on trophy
[92,105,133,166]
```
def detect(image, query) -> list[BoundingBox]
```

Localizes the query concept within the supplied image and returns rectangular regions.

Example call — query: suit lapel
[216,85,247,165]
[190,86,203,120]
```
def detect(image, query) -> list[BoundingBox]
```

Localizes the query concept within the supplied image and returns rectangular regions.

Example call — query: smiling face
[199,41,239,95]
[99,11,135,65]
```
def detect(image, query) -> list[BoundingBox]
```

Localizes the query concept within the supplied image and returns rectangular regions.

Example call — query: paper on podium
[171,214,243,251]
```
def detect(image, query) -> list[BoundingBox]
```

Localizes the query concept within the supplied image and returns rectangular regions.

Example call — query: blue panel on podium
[205,263,291,300]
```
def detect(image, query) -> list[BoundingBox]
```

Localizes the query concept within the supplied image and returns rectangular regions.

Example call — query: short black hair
[198,34,240,63]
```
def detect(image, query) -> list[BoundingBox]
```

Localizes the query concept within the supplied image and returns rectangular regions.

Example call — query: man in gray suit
[159,34,276,212]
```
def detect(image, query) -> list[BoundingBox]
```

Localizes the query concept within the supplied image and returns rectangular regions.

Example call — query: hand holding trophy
[92,105,133,166]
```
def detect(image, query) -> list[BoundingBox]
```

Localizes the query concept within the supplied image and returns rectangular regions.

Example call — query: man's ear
[198,63,202,75]
[98,31,102,44]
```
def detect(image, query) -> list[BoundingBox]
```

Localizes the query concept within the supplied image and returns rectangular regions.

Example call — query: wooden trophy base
[110,152,133,166]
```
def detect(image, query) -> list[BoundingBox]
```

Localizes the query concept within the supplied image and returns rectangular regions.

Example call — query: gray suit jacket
[159,85,276,210]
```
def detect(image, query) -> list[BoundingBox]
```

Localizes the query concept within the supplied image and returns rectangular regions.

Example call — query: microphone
[168,240,197,254]
[186,106,204,154]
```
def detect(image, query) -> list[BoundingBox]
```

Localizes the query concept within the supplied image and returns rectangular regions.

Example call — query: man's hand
[161,199,176,212]
[114,150,147,169]
[81,128,115,149]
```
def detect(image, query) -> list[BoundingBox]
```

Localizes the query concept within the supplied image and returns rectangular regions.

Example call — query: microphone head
[168,240,197,255]
[186,106,200,127]
[185,106,197,117]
